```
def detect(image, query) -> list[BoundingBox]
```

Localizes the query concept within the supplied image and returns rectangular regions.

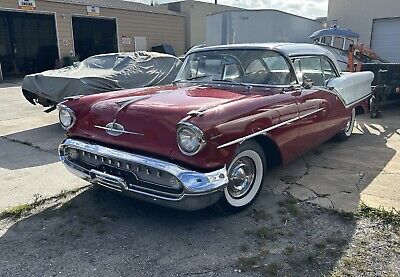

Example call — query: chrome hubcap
[227,157,256,199]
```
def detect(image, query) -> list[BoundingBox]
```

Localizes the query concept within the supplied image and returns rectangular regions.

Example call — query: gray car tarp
[22,51,182,103]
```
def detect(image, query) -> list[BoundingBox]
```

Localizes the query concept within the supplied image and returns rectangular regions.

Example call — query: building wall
[166,0,242,50]
[328,0,400,46]
[207,10,322,45]
[0,0,185,58]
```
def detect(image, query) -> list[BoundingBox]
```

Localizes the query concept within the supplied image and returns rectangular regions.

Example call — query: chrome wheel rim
[227,157,256,199]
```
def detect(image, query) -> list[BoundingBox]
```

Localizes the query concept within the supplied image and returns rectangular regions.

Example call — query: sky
[132,0,329,19]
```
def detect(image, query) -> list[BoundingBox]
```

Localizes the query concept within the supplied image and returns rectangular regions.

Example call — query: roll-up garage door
[72,16,118,61]
[371,17,400,62]
[0,11,59,78]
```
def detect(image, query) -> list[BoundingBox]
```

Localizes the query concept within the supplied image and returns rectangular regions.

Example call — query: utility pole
[215,0,217,4]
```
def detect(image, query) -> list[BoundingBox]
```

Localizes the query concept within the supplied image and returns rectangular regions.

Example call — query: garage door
[72,16,118,61]
[0,11,59,78]
[371,17,400,62]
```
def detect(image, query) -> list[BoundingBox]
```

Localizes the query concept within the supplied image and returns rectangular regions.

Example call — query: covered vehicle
[57,43,373,212]
[22,51,182,109]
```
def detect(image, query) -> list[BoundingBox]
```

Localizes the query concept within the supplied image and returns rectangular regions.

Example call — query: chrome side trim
[344,93,372,108]
[217,108,324,149]
[94,125,144,136]
[64,95,84,101]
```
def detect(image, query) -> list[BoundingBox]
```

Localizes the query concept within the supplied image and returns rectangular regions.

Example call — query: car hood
[69,85,248,158]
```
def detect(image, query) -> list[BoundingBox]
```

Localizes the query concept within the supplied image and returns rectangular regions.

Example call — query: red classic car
[58,43,374,212]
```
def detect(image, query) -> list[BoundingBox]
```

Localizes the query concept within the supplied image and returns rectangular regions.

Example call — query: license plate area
[97,164,139,187]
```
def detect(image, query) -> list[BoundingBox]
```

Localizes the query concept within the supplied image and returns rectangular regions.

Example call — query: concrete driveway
[0,82,86,212]
[0,82,399,213]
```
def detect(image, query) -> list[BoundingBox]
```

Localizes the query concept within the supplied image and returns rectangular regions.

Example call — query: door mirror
[302,78,314,89]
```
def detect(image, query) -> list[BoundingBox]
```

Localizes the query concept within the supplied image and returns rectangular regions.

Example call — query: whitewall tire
[213,141,266,213]
[336,108,356,141]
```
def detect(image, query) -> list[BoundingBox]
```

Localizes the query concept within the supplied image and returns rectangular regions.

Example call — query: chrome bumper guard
[59,138,228,210]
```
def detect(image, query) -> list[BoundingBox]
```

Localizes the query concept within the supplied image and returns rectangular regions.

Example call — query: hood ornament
[95,121,144,137]
[105,122,125,136]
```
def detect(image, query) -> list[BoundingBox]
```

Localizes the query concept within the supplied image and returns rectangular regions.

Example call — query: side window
[246,59,266,74]
[333,37,344,49]
[223,64,240,79]
[321,58,337,82]
[321,36,332,46]
[296,57,324,87]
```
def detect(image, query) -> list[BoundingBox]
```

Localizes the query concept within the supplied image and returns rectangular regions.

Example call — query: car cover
[22,51,182,103]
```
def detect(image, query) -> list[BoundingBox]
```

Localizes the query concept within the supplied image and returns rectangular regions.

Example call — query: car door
[292,56,345,153]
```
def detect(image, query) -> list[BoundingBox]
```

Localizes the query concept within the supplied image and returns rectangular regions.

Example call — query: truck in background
[206,10,323,46]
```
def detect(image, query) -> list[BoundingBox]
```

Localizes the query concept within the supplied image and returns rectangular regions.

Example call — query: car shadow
[0,187,358,276]
[267,102,399,213]
[0,123,65,170]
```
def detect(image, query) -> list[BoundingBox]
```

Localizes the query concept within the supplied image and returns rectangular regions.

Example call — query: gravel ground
[0,187,398,277]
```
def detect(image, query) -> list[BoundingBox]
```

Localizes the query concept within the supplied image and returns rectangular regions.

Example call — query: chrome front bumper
[58,138,228,210]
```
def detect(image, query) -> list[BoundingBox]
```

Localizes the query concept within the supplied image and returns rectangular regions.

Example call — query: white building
[163,0,242,50]
[328,0,400,62]
[206,10,322,46]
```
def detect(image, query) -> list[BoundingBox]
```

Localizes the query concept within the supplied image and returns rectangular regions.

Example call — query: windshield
[176,49,297,86]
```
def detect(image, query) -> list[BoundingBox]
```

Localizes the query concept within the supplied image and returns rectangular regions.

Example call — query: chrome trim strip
[344,93,372,108]
[94,125,144,136]
[217,108,324,149]
[59,139,228,195]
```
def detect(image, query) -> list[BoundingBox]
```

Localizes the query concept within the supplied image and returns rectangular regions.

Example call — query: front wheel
[213,141,266,213]
[335,108,356,141]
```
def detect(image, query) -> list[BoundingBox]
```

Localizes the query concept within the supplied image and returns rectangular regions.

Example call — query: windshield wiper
[187,74,213,81]
[212,79,250,88]
[173,74,213,85]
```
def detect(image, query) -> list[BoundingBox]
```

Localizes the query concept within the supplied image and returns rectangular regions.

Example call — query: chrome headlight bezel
[177,122,206,156]
[57,104,76,131]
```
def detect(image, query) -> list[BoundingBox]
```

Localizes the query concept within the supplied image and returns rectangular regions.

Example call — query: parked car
[58,43,373,212]
[22,51,182,111]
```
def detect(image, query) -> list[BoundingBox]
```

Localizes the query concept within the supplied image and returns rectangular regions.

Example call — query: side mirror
[302,78,314,89]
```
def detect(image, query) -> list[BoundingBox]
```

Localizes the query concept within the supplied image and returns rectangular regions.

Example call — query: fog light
[66,148,79,160]
[169,178,182,190]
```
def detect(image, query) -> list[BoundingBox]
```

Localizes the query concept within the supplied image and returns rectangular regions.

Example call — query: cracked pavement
[266,103,400,212]
[0,82,399,213]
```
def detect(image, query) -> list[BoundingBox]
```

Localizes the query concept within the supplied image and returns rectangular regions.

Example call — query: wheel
[213,141,267,214]
[335,108,356,141]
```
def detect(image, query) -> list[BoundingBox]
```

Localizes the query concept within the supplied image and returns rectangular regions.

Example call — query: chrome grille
[64,147,184,197]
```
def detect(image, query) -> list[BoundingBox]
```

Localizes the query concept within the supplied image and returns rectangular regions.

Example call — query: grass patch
[357,203,399,226]
[314,241,326,250]
[0,204,34,219]
[254,227,278,240]
[236,255,261,271]
[262,262,282,275]
[239,243,249,253]
[302,254,316,264]
[250,209,270,222]
[278,198,300,216]
[0,186,89,220]
[284,246,294,256]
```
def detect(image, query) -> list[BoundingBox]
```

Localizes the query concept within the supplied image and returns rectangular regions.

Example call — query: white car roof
[189,43,342,73]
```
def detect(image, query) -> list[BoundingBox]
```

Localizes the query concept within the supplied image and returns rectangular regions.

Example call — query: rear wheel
[213,141,266,213]
[335,108,356,141]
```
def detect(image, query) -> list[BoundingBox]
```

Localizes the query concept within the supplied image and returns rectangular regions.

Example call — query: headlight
[177,122,206,156]
[58,105,76,130]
